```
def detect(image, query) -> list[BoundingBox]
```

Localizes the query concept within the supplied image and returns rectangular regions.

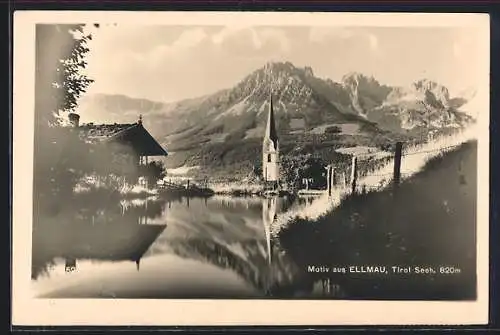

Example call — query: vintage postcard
[12,11,489,326]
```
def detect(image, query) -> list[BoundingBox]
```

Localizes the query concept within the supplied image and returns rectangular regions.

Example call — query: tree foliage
[56,34,94,119]
[35,24,94,128]
[141,161,167,185]
[280,155,327,190]
[34,24,96,206]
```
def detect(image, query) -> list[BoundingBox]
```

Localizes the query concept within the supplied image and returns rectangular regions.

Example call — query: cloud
[257,28,291,53]
[173,28,208,49]
[308,27,353,43]
[145,28,208,64]
[211,26,291,54]
[212,25,255,45]
[308,27,380,56]
[452,33,476,61]
[452,42,461,58]
[85,26,210,81]
[80,25,481,105]
[367,33,378,51]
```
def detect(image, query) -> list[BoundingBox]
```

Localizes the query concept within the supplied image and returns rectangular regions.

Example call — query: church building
[262,92,279,187]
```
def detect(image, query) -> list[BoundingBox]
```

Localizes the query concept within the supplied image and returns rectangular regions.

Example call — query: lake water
[31,194,341,299]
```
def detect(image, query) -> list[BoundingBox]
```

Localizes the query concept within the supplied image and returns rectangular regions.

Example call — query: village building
[68,112,168,187]
[262,92,280,188]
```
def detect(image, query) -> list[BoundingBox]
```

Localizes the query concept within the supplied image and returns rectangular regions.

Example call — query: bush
[325,125,342,134]
[141,160,167,185]
[280,155,327,190]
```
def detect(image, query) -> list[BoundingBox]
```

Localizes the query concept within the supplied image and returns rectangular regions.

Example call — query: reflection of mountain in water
[145,196,311,296]
[32,193,348,299]
[32,196,167,280]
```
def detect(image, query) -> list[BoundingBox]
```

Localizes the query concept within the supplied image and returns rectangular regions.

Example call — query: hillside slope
[78,61,474,177]
[278,140,477,300]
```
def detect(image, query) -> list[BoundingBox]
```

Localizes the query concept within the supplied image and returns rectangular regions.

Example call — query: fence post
[458,152,466,185]
[326,165,332,196]
[331,167,336,193]
[350,156,358,194]
[393,142,403,186]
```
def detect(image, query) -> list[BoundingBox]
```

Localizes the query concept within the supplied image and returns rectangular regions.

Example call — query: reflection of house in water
[60,221,166,272]
[32,199,167,279]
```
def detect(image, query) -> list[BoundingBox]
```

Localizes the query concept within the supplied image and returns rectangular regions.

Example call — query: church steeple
[262,89,280,184]
[265,91,278,150]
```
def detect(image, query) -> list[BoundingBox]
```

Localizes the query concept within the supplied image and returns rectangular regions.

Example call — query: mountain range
[77,61,476,177]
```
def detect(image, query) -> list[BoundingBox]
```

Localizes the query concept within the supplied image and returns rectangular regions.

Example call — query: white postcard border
[12,11,490,326]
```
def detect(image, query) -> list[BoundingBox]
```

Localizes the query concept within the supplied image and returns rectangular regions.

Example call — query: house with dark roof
[68,112,168,185]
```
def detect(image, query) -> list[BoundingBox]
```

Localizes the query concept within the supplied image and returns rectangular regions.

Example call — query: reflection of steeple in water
[262,196,278,265]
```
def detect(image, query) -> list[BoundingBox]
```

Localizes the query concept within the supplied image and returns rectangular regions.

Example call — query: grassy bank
[277,140,477,300]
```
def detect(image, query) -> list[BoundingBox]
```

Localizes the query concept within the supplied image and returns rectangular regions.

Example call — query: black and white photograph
[12,11,489,326]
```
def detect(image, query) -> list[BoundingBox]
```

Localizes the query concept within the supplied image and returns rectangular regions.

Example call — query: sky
[81,24,484,103]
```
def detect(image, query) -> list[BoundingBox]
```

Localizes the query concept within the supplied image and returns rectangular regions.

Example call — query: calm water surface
[32,195,337,299]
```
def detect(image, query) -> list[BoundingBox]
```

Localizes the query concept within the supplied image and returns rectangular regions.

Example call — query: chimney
[68,113,80,128]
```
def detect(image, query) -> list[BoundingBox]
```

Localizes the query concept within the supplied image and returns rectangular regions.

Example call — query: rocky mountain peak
[412,79,451,110]
[339,72,392,115]
[303,66,314,77]
[259,62,316,80]
[413,78,440,90]
[232,62,315,105]
[262,61,298,75]
[413,79,450,100]
[342,72,376,86]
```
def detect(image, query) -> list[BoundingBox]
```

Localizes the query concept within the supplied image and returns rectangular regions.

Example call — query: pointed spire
[138,114,143,125]
[265,88,278,148]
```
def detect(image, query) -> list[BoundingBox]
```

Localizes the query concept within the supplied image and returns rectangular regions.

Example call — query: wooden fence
[325,140,463,197]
